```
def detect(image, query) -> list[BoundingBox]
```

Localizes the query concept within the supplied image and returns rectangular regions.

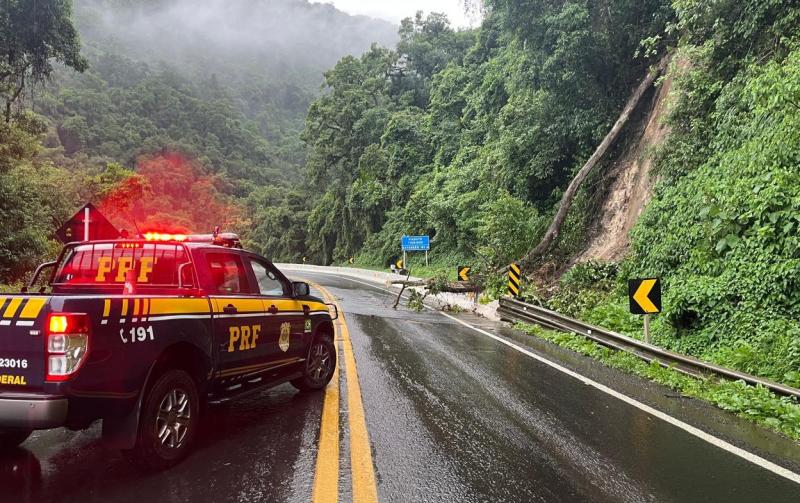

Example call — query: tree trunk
[520,56,669,268]
[389,279,482,293]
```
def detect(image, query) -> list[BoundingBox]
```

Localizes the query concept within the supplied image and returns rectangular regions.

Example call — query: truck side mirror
[293,281,310,298]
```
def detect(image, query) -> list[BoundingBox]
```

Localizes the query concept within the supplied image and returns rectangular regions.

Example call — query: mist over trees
[3,0,800,392]
[74,0,397,78]
[0,0,87,122]
[29,0,398,191]
[0,0,397,279]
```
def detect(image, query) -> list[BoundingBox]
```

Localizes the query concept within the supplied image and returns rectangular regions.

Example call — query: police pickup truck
[0,233,336,469]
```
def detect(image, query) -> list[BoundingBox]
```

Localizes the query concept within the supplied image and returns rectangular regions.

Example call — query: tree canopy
[0,0,87,122]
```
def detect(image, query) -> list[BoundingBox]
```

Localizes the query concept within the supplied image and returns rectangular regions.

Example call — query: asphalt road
[3,271,800,502]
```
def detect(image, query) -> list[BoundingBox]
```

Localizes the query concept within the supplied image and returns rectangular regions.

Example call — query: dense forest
[1,0,395,276]
[2,0,800,391]
[277,0,800,390]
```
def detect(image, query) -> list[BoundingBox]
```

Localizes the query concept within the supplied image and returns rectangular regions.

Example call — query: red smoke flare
[97,152,242,236]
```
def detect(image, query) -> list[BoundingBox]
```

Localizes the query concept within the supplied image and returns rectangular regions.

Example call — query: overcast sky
[318,1,482,28]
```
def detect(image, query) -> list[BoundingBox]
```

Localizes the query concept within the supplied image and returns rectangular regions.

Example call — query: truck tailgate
[0,295,49,390]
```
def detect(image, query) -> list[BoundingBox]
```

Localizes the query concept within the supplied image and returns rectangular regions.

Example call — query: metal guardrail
[498,297,800,399]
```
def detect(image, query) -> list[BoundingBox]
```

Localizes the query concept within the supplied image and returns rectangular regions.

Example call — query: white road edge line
[289,269,800,486]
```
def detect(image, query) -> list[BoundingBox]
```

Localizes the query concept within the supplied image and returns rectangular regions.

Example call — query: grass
[324,261,800,440]
[334,257,461,282]
[515,322,800,442]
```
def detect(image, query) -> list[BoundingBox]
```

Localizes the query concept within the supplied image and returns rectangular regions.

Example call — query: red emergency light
[134,228,241,248]
[143,232,188,242]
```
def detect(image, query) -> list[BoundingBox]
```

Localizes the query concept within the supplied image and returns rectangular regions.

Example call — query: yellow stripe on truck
[149,298,211,315]
[211,298,328,314]
[212,298,264,313]
[3,298,23,318]
[19,297,47,319]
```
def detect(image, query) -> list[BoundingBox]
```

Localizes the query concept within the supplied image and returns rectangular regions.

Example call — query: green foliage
[476,191,544,265]
[515,322,800,441]
[407,289,428,312]
[299,2,670,265]
[39,56,288,192]
[627,40,800,384]
[0,119,82,281]
[0,0,402,267]
[244,186,308,262]
[548,261,641,335]
[0,0,88,121]
[561,260,619,290]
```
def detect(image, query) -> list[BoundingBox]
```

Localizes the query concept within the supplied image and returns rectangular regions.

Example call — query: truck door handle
[223,304,238,314]
[268,305,279,314]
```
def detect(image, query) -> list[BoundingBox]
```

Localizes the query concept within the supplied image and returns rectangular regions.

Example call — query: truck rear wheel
[291,336,336,391]
[123,369,199,470]
[0,429,31,449]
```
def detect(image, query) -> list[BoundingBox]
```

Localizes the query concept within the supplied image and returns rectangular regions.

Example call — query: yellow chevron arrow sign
[628,278,661,315]
[458,266,471,281]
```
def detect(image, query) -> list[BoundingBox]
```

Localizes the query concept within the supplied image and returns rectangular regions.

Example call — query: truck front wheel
[0,429,31,449]
[291,336,336,391]
[123,369,199,470]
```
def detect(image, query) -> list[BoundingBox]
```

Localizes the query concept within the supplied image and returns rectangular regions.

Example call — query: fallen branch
[389,279,482,294]
[520,55,670,268]
[392,271,412,309]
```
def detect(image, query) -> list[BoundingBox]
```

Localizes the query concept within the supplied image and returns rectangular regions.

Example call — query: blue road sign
[401,235,430,251]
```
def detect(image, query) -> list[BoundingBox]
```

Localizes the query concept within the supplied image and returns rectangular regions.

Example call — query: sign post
[56,203,119,243]
[400,235,430,269]
[84,206,90,241]
[628,278,662,343]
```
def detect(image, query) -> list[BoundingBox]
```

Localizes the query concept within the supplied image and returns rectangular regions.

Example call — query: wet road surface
[3,271,800,502]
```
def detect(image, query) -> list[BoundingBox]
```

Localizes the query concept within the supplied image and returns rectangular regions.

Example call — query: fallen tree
[520,55,670,269]
[389,275,482,309]
[388,279,482,293]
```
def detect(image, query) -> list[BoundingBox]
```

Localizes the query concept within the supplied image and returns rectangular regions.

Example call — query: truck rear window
[53,243,190,287]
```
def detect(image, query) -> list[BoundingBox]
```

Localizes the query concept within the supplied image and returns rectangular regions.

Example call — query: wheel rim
[307,342,332,384]
[156,388,191,449]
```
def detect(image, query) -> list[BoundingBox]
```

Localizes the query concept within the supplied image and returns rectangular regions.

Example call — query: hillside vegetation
[284,0,800,389]
[1,0,800,391]
[0,0,395,277]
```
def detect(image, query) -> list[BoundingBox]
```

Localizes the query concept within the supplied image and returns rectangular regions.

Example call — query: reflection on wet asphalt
[3,271,799,503]
[4,385,323,503]
[302,272,800,503]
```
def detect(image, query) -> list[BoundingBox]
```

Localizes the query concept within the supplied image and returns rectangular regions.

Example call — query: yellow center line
[308,280,379,503]
[312,356,340,503]
[311,279,340,503]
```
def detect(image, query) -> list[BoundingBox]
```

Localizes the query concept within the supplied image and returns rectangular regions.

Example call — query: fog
[74,0,398,80]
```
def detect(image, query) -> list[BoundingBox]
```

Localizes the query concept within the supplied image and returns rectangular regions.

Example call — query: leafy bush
[625,41,800,383]
[515,322,800,441]
[561,260,619,290]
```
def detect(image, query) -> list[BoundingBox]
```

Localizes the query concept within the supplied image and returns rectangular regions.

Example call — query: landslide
[577,63,675,263]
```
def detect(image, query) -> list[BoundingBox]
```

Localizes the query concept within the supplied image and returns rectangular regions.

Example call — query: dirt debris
[577,65,675,263]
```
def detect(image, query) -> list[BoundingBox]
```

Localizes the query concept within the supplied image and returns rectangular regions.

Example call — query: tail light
[46,313,90,382]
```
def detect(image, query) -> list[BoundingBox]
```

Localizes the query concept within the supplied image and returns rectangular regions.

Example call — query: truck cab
[0,235,336,469]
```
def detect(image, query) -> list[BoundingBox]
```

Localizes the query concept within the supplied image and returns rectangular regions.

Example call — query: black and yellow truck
[0,234,336,469]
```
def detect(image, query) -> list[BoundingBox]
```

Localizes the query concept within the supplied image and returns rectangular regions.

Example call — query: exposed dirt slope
[577,68,675,263]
